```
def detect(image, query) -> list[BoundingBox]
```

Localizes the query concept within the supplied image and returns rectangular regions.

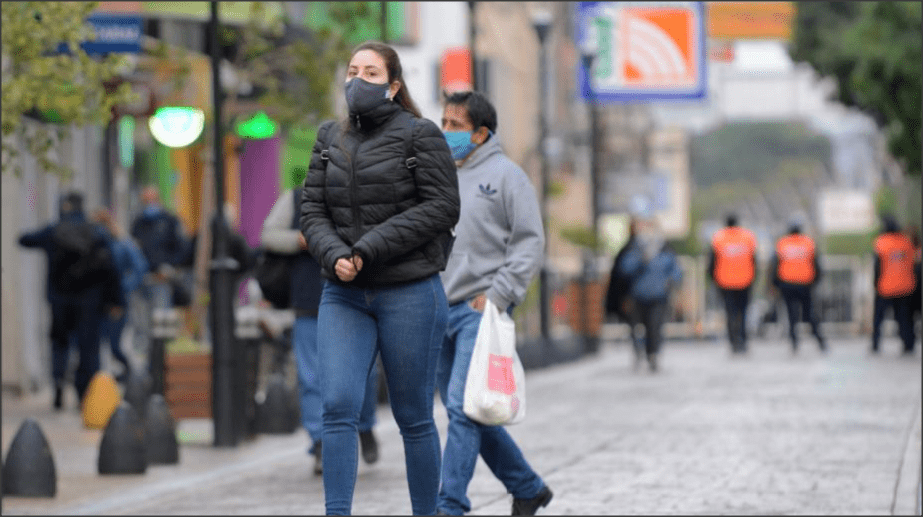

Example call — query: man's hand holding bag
[463,298,527,426]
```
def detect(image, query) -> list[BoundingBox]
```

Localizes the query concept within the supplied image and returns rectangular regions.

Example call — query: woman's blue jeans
[292,316,377,452]
[435,301,545,515]
[317,275,447,515]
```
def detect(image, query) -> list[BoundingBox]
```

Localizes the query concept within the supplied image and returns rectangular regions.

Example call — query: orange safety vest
[776,234,816,285]
[874,232,916,298]
[712,226,757,290]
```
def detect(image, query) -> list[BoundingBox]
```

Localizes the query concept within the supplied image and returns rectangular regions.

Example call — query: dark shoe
[647,354,658,372]
[313,441,323,476]
[512,486,553,515]
[360,430,379,464]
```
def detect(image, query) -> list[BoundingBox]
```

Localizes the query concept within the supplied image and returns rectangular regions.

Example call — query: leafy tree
[790,1,921,176]
[1,2,136,178]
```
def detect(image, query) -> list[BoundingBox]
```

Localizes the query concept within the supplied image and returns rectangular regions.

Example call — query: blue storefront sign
[56,14,142,55]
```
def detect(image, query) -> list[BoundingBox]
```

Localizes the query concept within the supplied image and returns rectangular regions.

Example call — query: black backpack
[50,220,116,294]
[254,188,301,309]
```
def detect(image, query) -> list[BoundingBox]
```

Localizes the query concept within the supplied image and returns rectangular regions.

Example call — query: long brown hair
[350,41,422,118]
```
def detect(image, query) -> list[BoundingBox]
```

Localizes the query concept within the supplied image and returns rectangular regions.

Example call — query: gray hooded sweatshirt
[440,135,545,310]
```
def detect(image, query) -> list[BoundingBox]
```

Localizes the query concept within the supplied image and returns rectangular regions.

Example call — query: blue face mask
[443,131,477,161]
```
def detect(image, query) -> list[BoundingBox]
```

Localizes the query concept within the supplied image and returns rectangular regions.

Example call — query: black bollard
[98,402,148,475]
[2,419,56,497]
[123,370,153,422]
[145,394,179,465]
[256,374,298,434]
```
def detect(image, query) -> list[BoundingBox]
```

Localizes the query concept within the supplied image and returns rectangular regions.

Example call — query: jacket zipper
[347,134,362,247]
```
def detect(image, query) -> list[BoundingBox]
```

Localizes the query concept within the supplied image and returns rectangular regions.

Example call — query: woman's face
[347,49,400,99]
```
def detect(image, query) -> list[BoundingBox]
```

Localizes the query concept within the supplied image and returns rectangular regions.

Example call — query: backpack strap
[318,121,337,167]
[403,117,417,170]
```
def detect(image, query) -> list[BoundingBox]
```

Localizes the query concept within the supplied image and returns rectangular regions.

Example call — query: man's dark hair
[881,214,900,233]
[60,191,84,215]
[444,90,498,134]
[725,213,738,227]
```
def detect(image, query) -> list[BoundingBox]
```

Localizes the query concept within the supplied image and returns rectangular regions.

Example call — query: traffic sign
[55,14,142,56]
[576,2,707,101]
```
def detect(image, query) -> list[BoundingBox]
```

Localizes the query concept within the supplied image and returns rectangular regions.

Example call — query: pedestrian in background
[709,213,757,355]
[618,217,682,372]
[130,185,190,350]
[300,41,459,515]
[92,208,149,382]
[18,192,124,409]
[261,183,380,477]
[870,215,917,355]
[436,91,552,516]
[605,217,641,360]
[769,219,827,354]
[905,225,921,331]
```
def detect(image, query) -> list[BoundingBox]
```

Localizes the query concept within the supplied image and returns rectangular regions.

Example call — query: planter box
[164,352,212,420]
[566,280,606,337]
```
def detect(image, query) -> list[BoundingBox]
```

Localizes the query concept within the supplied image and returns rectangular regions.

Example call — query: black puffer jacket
[300,100,460,287]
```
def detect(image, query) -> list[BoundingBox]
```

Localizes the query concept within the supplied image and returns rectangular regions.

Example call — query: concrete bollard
[1,419,56,497]
[98,402,147,475]
[123,370,153,422]
[145,394,179,465]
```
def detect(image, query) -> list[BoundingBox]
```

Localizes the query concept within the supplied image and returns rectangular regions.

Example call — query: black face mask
[345,77,391,116]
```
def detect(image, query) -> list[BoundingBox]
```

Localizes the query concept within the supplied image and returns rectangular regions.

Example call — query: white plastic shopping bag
[463,298,526,426]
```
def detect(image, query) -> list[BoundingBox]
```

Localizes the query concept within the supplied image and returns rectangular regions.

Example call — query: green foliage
[227,2,375,133]
[1,2,138,179]
[560,225,601,252]
[824,231,876,256]
[689,121,831,188]
[790,1,922,176]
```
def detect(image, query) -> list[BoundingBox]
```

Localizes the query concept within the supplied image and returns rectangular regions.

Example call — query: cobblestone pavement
[2,335,920,515]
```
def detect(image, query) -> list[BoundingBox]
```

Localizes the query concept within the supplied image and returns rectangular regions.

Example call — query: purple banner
[238,136,281,250]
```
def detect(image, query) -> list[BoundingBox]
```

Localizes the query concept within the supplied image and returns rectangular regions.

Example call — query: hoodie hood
[458,133,504,171]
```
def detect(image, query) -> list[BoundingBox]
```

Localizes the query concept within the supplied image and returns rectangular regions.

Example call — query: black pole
[468,1,477,91]
[380,2,387,43]
[535,21,551,362]
[582,52,600,354]
[209,0,240,448]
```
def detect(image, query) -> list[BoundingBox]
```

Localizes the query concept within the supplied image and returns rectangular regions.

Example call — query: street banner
[56,14,143,55]
[576,2,707,101]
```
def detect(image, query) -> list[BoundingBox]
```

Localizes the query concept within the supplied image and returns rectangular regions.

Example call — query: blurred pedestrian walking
[618,217,682,372]
[436,91,552,516]
[870,215,917,355]
[769,219,827,354]
[18,192,125,409]
[261,182,380,477]
[605,217,640,357]
[300,41,459,515]
[92,208,149,382]
[709,213,757,354]
[130,185,190,351]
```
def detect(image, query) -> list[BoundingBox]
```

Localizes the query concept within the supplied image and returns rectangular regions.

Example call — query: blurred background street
[2,1,920,514]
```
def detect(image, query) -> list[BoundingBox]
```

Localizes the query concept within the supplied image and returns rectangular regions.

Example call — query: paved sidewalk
[2,335,920,515]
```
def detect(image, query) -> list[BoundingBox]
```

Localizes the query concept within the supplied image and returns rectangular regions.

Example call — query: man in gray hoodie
[436,91,552,516]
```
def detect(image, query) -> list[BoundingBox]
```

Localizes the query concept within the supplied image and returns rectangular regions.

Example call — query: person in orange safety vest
[871,216,917,355]
[770,219,827,353]
[709,213,757,354]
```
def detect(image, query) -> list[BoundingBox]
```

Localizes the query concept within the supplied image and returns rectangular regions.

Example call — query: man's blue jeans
[435,301,545,515]
[317,275,447,515]
[292,315,377,453]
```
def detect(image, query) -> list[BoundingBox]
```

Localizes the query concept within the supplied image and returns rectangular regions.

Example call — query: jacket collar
[349,99,403,132]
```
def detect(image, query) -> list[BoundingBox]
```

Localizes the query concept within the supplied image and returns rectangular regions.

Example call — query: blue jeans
[293,315,377,453]
[436,301,545,515]
[100,312,131,374]
[317,275,447,515]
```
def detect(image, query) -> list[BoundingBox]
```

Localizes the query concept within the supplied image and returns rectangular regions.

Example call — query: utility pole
[209,0,240,448]
[468,1,477,91]
[380,2,388,43]
[581,50,600,354]
[532,10,552,364]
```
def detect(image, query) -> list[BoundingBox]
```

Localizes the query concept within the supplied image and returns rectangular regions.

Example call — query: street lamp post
[532,9,552,365]
[209,1,241,448]
[581,48,600,354]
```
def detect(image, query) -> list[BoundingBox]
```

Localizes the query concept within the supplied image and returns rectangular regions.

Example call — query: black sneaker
[360,430,379,464]
[53,385,63,410]
[512,486,553,515]
[313,441,323,476]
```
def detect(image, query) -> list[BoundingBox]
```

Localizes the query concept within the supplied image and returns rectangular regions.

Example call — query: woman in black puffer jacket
[300,41,459,515]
